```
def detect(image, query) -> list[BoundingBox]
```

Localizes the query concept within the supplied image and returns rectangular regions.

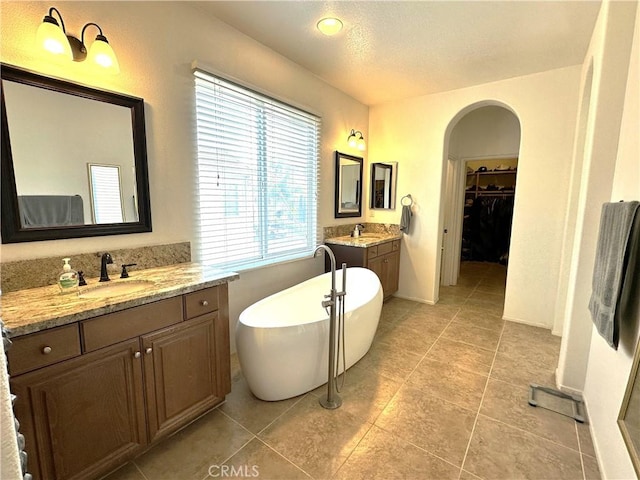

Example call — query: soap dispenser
[58,258,79,294]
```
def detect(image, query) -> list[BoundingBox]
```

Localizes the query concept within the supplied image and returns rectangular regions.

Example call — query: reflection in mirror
[88,164,127,224]
[335,151,363,218]
[370,162,397,209]
[1,64,152,243]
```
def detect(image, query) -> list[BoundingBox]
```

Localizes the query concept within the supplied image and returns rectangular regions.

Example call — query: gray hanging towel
[400,205,412,233]
[588,201,640,349]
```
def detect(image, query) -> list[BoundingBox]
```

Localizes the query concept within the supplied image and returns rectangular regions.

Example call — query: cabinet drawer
[392,240,400,251]
[377,241,393,256]
[367,246,379,260]
[82,297,183,352]
[8,324,81,376]
[184,286,219,320]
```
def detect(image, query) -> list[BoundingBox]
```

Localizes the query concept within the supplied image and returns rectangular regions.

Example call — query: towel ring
[401,194,413,207]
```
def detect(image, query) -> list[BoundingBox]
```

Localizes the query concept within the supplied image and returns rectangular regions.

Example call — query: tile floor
[105,261,601,480]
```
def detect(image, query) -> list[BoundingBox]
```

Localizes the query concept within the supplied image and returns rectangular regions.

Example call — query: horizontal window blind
[88,164,124,224]
[194,70,320,270]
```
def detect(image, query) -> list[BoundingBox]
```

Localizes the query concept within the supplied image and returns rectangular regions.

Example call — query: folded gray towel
[400,205,412,233]
[588,201,640,349]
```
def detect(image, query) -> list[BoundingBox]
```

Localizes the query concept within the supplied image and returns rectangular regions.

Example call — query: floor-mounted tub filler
[236,261,383,402]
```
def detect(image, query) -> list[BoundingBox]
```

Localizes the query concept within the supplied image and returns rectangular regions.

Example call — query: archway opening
[441,104,521,287]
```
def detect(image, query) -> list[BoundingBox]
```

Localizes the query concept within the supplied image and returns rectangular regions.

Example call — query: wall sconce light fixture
[347,129,366,151]
[36,7,120,74]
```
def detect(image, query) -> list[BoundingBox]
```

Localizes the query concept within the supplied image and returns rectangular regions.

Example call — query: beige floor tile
[258,395,371,479]
[102,463,146,480]
[498,322,561,368]
[375,384,476,467]
[334,425,460,480]
[459,470,483,480]
[135,409,254,480]
[222,438,311,479]
[395,311,452,336]
[491,351,556,388]
[578,422,597,457]
[582,453,601,480]
[441,322,501,351]
[412,302,461,319]
[480,378,579,450]
[374,322,438,355]
[219,373,305,434]
[453,307,505,333]
[356,339,424,381]
[464,416,583,480]
[463,297,504,316]
[407,358,488,411]
[427,337,494,375]
[314,363,402,423]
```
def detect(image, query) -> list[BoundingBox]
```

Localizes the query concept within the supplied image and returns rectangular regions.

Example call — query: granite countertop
[324,233,402,248]
[1,263,239,337]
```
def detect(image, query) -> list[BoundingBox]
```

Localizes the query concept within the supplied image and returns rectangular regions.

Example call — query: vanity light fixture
[347,129,366,151]
[317,17,343,36]
[36,7,120,74]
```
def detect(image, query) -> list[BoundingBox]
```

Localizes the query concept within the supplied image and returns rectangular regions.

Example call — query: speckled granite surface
[1,242,191,293]
[323,223,400,240]
[324,232,402,248]
[1,263,238,337]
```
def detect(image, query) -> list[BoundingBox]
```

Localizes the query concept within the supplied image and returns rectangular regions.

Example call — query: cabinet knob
[201,300,209,307]
[145,347,153,355]
[42,346,52,355]
[134,351,141,359]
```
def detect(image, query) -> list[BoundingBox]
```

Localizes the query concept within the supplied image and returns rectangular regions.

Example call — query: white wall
[0,1,369,349]
[368,67,581,330]
[581,2,640,478]
[556,0,638,395]
[449,105,521,160]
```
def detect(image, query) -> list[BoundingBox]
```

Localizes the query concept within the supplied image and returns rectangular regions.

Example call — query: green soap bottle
[58,258,79,294]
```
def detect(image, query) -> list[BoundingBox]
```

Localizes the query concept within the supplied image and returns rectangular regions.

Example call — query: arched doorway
[441,104,521,286]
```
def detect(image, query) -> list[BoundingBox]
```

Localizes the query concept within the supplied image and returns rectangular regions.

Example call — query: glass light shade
[317,18,343,36]
[87,38,120,74]
[36,20,72,60]
[357,136,366,151]
[348,133,358,148]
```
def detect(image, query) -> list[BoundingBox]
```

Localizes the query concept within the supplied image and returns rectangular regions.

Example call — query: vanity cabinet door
[10,339,146,480]
[383,251,400,296]
[142,314,221,442]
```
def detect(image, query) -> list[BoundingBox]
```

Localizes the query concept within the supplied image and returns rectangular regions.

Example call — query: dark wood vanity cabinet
[7,284,231,480]
[326,239,401,299]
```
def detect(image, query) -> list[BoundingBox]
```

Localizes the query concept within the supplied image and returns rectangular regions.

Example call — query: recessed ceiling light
[317,17,343,36]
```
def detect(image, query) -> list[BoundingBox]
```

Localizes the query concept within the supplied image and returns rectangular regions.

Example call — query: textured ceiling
[194,1,601,106]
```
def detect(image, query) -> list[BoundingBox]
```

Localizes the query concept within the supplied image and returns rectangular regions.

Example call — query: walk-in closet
[462,158,518,265]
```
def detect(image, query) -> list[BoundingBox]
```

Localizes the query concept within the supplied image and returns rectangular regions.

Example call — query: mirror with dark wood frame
[334,151,363,218]
[370,162,397,209]
[1,64,152,243]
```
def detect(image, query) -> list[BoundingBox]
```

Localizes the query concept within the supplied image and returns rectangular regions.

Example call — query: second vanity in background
[3,264,237,480]
[324,234,401,299]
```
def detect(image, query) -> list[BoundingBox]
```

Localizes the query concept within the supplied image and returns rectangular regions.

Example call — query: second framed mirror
[370,162,397,209]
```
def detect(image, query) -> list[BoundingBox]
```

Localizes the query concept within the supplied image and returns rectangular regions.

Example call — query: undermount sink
[79,280,155,299]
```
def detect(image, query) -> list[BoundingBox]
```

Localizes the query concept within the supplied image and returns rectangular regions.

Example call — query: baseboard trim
[392,294,436,305]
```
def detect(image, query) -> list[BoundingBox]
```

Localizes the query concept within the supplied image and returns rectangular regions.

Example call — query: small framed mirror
[370,161,397,209]
[618,340,640,477]
[334,151,363,218]
[1,64,152,243]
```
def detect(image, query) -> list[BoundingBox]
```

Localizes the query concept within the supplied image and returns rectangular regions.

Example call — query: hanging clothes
[464,196,514,264]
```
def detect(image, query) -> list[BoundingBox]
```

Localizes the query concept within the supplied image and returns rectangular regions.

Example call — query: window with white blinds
[88,164,124,223]
[194,70,320,270]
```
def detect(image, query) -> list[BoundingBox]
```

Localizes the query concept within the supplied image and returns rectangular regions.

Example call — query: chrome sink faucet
[99,252,113,282]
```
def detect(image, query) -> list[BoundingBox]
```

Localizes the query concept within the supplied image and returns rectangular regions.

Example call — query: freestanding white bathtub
[236,267,383,401]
